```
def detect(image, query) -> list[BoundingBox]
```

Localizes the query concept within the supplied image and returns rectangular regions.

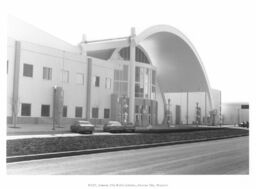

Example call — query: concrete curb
[7,134,248,163]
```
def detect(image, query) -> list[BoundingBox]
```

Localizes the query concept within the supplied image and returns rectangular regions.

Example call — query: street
[7,136,249,175]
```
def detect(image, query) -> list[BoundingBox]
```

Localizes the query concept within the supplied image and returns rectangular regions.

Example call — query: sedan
[103,121,125,133]
[103,121,135,133]
[70,120,95,134]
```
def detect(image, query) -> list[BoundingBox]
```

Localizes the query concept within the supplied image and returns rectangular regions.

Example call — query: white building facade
[7,17,223,126]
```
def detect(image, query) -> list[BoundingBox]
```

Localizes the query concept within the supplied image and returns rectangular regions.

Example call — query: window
[21,103,31,116]
[104,109,110,119]
[75,107,82,117]
[135,83,144,98]
[63,106,67,117]
[92,107,99,118]
[123,65,128,81]
[76,73,84,85]
[114,70,120,80]
[43,67,52,80]
[135,67,140,82]
[151,86,156,99]
[152,70,156,85]
[135,105,140,113]
[23,64,33,77]
[62,70,69,83]
[41,105,50,117]
[105,77,111,89]
[93,76,100,87]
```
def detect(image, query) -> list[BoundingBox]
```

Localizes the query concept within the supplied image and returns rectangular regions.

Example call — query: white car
[70,120,95,134]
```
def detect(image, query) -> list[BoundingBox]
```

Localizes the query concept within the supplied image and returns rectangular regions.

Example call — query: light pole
[52,85,57,131]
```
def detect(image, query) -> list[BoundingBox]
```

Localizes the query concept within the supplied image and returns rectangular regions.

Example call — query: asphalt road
[7,136,249,175]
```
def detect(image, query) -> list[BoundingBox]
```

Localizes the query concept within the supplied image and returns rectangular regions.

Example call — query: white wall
[222,103,249,125]
[90,57,115,119]
[7,39,16,117]
[8,39,88,118]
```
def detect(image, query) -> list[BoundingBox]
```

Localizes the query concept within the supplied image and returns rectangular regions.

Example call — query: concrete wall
[90,57,115,119]
[222,103,249,125]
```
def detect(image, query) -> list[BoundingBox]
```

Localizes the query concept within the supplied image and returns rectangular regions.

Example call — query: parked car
[239,121,249,128]
[70,120,95,134]
[103,121,125,133]
[103,121,136,133]
[124,122,136,132]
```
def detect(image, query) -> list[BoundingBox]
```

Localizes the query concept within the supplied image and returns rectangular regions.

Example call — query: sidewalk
[7,124,105,136]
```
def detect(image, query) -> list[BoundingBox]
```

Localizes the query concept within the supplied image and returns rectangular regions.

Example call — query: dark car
[70,120,95,134]
[239,121,249,128]
[103,121,125,133]
[103,121,136,133]
[123,122,136,132]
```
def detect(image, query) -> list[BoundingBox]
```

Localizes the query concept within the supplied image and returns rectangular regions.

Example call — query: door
[175,105,181,125]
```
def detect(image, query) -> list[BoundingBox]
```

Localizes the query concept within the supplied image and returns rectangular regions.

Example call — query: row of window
[23,63,112,88]
[21,103,110,119]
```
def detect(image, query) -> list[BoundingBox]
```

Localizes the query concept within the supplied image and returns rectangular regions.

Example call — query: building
[222,103,249,125]
[7,17,222,127]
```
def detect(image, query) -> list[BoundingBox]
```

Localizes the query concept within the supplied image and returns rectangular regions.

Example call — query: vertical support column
[128,27,136,124]
[86,58,92,120]
[186,92,189,125]
[205,91,207,124]
[219,91,222,126]
[12,41,21,127]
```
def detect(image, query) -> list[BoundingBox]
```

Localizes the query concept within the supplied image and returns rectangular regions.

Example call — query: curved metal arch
[135,25,214,110]
[109,45,153,65]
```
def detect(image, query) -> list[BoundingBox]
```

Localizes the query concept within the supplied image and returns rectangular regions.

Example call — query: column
[12,41,21,127]
[128,27,136,123]
[86,58,92,120]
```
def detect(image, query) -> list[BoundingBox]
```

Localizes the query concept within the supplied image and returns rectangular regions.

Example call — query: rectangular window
[62,70,69,83]
[92,107,99,118]
[114,70,120,80]
[135,105,140,113]
[152,70,156,85]
[23,64,33,77]
[21,103,31,116]
[135,67,140,82]
[104,108,110,119]
[114,81,120,94]
[93,76,100,87]
[76,73,84,85]
[105,77,111,89]
[75,106,83,117]
[41,105,50,117]
[151,86,156,99]
[120,82,128,96]
[43,67,52,80]
[122,65,129,81]
[63,106,67,117]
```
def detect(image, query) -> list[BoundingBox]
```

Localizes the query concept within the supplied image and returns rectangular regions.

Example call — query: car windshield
[108,121,121,126]
[77,121,90,124]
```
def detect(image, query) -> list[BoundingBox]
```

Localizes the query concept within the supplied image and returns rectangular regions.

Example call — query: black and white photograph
[1,0,255,188]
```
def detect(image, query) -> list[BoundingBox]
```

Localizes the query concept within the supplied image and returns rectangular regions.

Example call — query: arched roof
[135,25,214,109]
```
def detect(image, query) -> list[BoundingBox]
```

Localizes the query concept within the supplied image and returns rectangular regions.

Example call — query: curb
[7,134,248,163]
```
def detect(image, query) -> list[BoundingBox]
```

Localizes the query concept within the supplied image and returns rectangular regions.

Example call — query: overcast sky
[6,0,256,103]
